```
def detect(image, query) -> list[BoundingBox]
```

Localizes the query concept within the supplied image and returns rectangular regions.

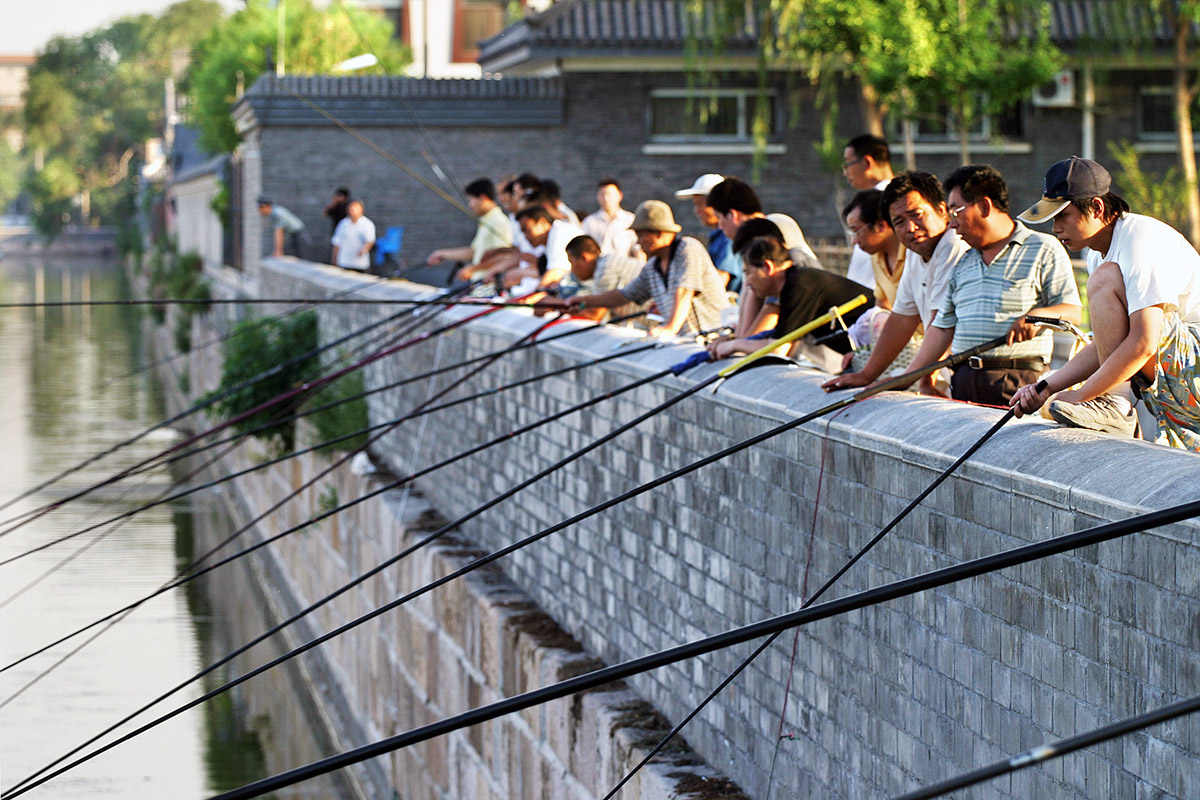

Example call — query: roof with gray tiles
[478,0,1198,71]
[235,74,564,129]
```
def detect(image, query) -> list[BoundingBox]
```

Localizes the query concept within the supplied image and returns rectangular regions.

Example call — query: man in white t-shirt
[330,200,376,271]
[841,134,896,289]
[823,171,970,392]
[581,178,639,259]
[1011,156,1200,449]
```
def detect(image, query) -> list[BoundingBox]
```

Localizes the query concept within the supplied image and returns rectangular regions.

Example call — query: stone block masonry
[186,258,1200,800]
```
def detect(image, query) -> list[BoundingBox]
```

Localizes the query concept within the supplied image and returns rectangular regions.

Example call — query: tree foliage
[185,0,412,154]
[760,0,1062,164]
[22,0,224,238]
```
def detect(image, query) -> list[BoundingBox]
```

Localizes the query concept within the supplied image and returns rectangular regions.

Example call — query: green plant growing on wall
[301,368,369,454]
[169,251,213,352]
[203,311,319,452]
[1108,141,1193,236]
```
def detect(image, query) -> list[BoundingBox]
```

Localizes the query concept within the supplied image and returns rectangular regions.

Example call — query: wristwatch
[763,296,780,306]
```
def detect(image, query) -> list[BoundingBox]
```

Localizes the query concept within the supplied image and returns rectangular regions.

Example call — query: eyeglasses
[948,204,970,220]
[841,156,864,171]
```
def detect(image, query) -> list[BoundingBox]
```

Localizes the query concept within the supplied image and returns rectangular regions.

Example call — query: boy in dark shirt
[707,237,872,370]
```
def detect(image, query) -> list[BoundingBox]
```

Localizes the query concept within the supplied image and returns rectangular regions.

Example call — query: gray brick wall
[239,260,1200,800]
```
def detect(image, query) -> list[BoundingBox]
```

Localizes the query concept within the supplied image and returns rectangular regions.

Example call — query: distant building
[348,0,550,78]
[0,54,33,152]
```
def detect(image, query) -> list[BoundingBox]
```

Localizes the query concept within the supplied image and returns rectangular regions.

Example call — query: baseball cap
[1018,156,1112,223]
[674,173,725,198]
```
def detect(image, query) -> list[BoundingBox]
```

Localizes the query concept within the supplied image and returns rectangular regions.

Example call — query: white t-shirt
[544,219,585,277]
[1085,213,1200,323]
[842,178,892,289]
[331,216,377,270]
[891,227,970,328]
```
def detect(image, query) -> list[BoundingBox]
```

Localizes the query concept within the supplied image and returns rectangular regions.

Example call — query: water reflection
[0,254,267,798]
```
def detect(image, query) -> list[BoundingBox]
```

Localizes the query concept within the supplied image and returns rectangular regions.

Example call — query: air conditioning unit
[1033,70,1075,108]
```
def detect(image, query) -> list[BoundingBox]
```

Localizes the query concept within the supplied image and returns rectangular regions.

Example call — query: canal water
[0,252,270,798]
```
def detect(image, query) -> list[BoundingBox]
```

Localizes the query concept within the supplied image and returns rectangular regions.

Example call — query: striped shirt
[936,222,1080,360]
[620,236,729,334]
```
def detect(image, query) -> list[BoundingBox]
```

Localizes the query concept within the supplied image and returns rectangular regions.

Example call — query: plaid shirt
[936,223,1080,360]
[620,236,729,333]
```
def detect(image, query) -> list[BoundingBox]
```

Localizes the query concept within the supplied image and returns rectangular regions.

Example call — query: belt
[959,356,1047,371]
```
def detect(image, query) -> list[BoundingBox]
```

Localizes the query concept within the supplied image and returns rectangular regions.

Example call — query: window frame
[647,87,780,145]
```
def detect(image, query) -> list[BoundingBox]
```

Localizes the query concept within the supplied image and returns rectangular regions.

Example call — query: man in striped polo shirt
[899,164,1082,405]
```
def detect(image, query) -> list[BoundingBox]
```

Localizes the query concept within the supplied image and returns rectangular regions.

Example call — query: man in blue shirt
[675,173,742,293]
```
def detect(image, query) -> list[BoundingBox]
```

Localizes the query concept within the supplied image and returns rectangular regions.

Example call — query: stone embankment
[152,257,1200,800]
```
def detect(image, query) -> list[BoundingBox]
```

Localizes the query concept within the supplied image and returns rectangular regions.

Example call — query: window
[649,88,777,143]
[897,100,1026,142]
[453,0,509,63]
[1138,87,1200,141]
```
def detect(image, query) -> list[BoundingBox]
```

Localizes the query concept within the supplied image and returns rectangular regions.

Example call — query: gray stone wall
[229,259,1200,800]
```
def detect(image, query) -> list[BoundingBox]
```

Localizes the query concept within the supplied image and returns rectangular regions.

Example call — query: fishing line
[603,344,1027,800]
[2,301,876,793]
[0,356,673,680]
[891,691,1200,800]
[0,298,437,518]
[190,501,1200,800]
[0,311,558,766]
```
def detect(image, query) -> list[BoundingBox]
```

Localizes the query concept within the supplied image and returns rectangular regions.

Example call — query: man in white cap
[675,173,743,292]
[568,200,729,337]
[1010,156,1200,449]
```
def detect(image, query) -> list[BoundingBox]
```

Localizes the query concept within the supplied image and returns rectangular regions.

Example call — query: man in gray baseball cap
[568,200,729,337]
[1010,156,1200,449]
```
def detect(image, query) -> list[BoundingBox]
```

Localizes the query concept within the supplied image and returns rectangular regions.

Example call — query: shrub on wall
[301,368,369,454]
[203,311,319,452]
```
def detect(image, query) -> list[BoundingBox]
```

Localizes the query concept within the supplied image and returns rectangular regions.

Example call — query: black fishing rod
[0,308,559,740]
[0,305,640,539]
[0,296,568,310]
[0,291,505,532]
[122,310,650,479]
[0,340,657,567]
[892,692,1200,800]
[0,298,436,519]
[4,343,729,795]
[3,310,955,793]
[0,354,674,680]
[189,498,1200,800]
[605,396,1029,799]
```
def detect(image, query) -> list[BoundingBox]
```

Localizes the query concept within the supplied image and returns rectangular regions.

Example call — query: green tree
[760,0,1062,166]
[185,0,411,154]
[22,0,224,238]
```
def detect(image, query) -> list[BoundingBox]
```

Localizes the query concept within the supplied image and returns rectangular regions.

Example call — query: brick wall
[190,259,1200,800]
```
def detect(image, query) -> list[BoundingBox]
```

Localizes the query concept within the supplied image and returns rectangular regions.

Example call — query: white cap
[674,173,725,198]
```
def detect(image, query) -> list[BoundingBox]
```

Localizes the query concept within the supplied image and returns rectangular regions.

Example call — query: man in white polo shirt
[822,171,970,392]
[1010,156,1200,449]
[330,200,376,271]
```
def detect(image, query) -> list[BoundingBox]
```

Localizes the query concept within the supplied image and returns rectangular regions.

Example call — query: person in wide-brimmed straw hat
[1010,156,1200,450]
[567,200,729,337]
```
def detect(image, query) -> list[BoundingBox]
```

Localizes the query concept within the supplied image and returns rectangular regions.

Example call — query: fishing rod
[891,692,1200,800]
[0,306,645,540]
[6,304,862,795]
[0,308,552,717]
[0,290,502,531]
[192,501,1200,800]
[0,296,569,310]
[0,349,674,679]
[0,339,659,567]
[123,309,651,479]
[0,296,443,519]
[0,284,449,544]
[0,307,556,730]
[605,385,1031,800]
